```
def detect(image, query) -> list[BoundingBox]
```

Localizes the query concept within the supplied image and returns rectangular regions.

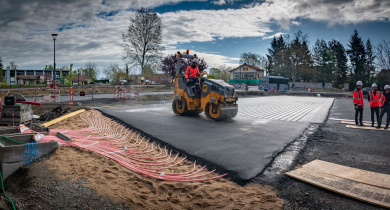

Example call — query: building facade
[3,67,69,85]
[229,64,266,80]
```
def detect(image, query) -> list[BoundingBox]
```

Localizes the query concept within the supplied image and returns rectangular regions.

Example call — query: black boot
[385,125,389,130]
[360,122,364,126]
[371,124,375,127]
[376,125,381,129]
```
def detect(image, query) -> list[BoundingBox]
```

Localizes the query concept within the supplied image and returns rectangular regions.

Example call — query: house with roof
[228,63,266,84]
[72,74,92,85]
[16,75,41,85]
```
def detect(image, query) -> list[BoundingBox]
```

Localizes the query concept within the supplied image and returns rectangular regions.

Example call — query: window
[26,71,34,75]
[234,73,240,79]
[259,77,268,82]
[247,72,256,80]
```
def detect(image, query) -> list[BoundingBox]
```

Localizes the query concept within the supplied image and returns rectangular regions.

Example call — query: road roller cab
[172,50,238,121]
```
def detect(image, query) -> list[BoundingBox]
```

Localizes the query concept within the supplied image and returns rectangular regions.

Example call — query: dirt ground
[0,109,284,210]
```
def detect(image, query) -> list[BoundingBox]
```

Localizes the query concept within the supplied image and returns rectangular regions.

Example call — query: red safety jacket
[353,88,364,108]
[380,93,386,107]
[185,66,200,79]
[368,91,381,107]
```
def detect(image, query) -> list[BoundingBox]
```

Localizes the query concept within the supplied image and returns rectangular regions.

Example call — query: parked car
[362,87,372,95]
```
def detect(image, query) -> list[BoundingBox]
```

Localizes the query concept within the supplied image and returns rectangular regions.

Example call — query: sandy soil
[47,146,283,210]
[45,112,284,209]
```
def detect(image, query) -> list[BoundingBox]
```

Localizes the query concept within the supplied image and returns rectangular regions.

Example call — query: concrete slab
[97,96,334,180]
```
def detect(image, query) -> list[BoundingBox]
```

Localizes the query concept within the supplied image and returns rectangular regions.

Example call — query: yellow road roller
[172,51,238,121]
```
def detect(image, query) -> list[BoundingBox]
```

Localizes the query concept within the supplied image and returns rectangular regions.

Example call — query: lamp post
[51,34,58,90]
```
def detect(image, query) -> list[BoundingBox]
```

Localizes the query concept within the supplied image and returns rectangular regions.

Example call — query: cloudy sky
[1,0,390,78]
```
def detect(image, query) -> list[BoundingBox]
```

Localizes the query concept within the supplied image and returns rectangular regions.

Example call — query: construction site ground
[0,94,389,209]
[0,97,284,210]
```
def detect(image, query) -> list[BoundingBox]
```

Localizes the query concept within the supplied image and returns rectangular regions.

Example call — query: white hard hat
[192,59,198,64]
[385,85,390,90]
[372,83,377,87]
[356,81,363,86]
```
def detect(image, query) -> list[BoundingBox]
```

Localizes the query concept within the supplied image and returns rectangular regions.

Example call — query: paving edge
[96,109,249,185]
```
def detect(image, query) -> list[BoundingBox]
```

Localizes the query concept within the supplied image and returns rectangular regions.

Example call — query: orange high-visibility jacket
[185,66,200,79]
[380,93,386,107]
[368,91,381,107]
[353,89,364,108]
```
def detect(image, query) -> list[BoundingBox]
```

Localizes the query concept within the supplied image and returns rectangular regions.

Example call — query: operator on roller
[185,59,200,92]
[377,85,390,129]
[353,81,364,126]
[367,83,381,127]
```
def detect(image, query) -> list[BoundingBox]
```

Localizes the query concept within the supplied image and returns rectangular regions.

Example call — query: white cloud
[213,0,243,6]
[1,0,390,73]
[262,32,285,40]
[291,21,301,26]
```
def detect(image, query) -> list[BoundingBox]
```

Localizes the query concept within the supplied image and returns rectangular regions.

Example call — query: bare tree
[122,7,164,75]
[375,40,390,71]
[218,64,233,82]
[83,62,100,80]
[103,63,124,82]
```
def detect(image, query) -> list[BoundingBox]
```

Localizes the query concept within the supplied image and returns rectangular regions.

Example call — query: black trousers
[370,107,380,125]
[378,106,390,127]
[355,106,363,124]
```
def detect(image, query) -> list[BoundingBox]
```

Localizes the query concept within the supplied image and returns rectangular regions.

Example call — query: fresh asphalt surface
[255,97,390,210]
[97,96,334,181]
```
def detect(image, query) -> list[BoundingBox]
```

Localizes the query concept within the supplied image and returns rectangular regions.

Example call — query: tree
[365,38,376,83]
[83,62,100,80]
[286,31,313,84]
[347,29,367,84]
[329,39,348,87]
[125,63,129,76]
[240,52,260,66]
[161,54,208,77]
[10,61,18,70]
[375,40,390,71]
[267,35,286,76]
[210,68,221,78]
[103,63,124,82]
[218,64,233,82]
[144,65,155,79]
[122,7,164,75]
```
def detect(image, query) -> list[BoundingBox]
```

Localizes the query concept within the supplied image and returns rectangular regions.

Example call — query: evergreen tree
[365,38,376,83]
[329,40,348,87]
[312,39,332,83]
[347,29,367,84]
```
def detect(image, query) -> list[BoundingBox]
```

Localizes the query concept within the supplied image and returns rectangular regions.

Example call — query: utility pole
[51,34,58,90]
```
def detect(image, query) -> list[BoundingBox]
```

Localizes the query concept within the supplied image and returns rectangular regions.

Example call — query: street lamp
[51,34,58,90]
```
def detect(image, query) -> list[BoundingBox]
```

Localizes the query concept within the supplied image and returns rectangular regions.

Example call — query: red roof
[229,63,265,72]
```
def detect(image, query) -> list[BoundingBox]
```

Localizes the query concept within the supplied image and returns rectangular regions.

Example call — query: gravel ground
[1,156,132,210]
[255,97,389,210]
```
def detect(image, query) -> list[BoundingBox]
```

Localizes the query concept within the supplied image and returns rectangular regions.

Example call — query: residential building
[229,63,266,80]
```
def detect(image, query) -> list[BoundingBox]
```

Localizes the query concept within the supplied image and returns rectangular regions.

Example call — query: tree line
[241,29,390,89]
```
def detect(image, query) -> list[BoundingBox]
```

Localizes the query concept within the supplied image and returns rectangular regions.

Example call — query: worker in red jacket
[367,83,381,127]
[185,59,200,91]
[353,81,364,126]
